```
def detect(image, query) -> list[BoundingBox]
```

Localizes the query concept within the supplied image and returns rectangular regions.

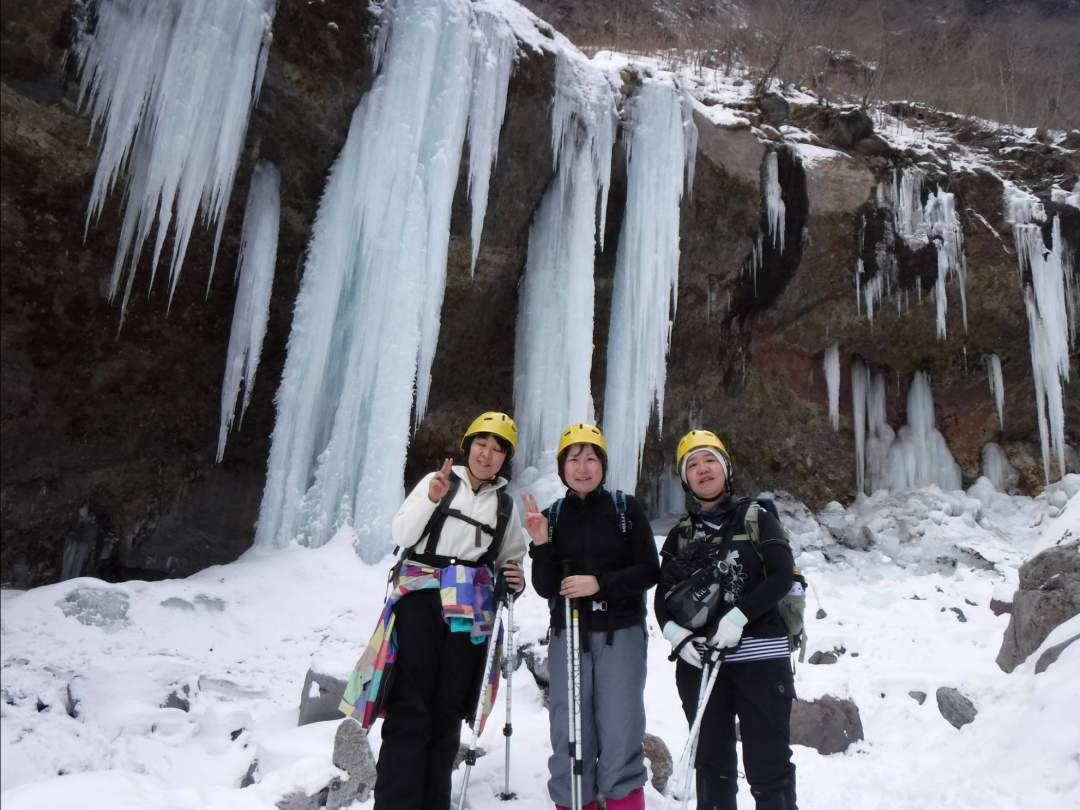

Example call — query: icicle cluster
[824,343,840,430]
[217,160,280,462]
[76,0,276,320]
[986,354,1004,431]
[255,0,517,557]
[764,151,786,253]
[602,82,697,493]
[874,167,968,337]
[512,54,616,472]
[924,189,968,338]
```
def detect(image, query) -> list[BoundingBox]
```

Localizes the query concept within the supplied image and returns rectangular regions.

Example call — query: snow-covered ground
[3,476,1078,810]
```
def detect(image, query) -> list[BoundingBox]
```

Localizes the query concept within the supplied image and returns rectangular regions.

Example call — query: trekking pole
[456,576,509,810]
[498,589,518,801]
[563,561,583,810]
[665,648,724,810]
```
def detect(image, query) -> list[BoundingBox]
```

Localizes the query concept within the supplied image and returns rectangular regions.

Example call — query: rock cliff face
[1,0,1077,586]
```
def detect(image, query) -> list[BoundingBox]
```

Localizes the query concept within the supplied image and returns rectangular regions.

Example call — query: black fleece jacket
[654,495,794,639]
[530,487,660,631]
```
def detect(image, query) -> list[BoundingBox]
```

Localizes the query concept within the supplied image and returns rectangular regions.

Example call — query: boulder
[908,690,927,705]
[996,540,1080,672]
[828,107,873,148]
[935,687,977,729]
[299,667,348,726]
[790,695,863,754]
[758,92,790,126]
[326,718,377,810]
[276,789,327,810]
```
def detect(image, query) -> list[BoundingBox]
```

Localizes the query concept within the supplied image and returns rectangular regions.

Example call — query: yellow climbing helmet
[557,422,608,458]
[460,411,518,456]
[675,429,732,476]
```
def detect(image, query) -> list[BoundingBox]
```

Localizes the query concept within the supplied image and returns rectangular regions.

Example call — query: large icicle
[76,0,276,319]
[885,371,962,491]
[217,160,280,462]
[602,82,696,493]
[1015,216,1074,483]
[824,343,840,430]
[986,354,1004,431]
[464,12,514,275]
[764,151,786,253]
[255,0,518,557]
[512,54,616,472]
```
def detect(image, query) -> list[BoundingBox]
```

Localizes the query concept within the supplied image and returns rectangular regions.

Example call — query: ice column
[864,371,896,493]
[764,151,786,253]
[852,359,868,494]
[987,354,1004,431]
[512,54,616,472]
[255,0,517,557]
[824,343,840,430]
[217,160,280,462]
[76,0,276,319]
[603,82,697,493]
[884,371,962,491]
[981,442,1016,491]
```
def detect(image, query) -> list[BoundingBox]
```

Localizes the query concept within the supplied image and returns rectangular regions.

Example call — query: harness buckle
[591,600,608,612]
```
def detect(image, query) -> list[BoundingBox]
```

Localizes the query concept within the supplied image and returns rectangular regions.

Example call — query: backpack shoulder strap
[610,490,630,538]
[419,472,463,556]
[479,488,514,568]
[547,498,563,545]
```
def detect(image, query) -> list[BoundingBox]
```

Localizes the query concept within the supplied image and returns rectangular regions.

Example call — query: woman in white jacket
[370,411,527,810]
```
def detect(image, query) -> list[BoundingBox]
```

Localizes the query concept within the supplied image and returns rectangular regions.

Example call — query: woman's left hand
[502,562,525,593]
[559,575,599,599]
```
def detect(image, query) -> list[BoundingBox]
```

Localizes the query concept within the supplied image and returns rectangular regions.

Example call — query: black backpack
[664,497,807,646]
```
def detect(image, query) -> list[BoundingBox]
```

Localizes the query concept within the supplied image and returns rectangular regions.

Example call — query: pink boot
[605,787,645,810]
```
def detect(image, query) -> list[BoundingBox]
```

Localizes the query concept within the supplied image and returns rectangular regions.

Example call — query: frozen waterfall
[602,81,696,494]
[76,0,275,320]
[512,55,616,473]
[255,0,517,557]
[217,160,280,462]
[1016,217,1074,483]
[884,371,962,491]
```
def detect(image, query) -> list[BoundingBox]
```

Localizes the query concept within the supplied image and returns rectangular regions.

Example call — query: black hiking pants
[675,656,797,810]
[374,589,486,810]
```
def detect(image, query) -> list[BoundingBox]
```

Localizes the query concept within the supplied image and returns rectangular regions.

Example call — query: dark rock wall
[1,1,1077,586]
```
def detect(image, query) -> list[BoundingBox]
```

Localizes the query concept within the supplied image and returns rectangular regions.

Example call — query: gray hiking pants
[547,623,648,806]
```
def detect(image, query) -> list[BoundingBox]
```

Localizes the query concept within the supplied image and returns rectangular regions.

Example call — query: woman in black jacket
[523,422,659,810]
[655,429,798,810]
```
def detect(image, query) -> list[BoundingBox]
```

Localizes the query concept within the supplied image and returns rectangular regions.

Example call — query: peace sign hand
[521,493,549,545]
[428,458,453,503]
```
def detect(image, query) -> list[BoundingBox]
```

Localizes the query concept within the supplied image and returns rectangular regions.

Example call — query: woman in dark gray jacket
[524,422,659,810]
